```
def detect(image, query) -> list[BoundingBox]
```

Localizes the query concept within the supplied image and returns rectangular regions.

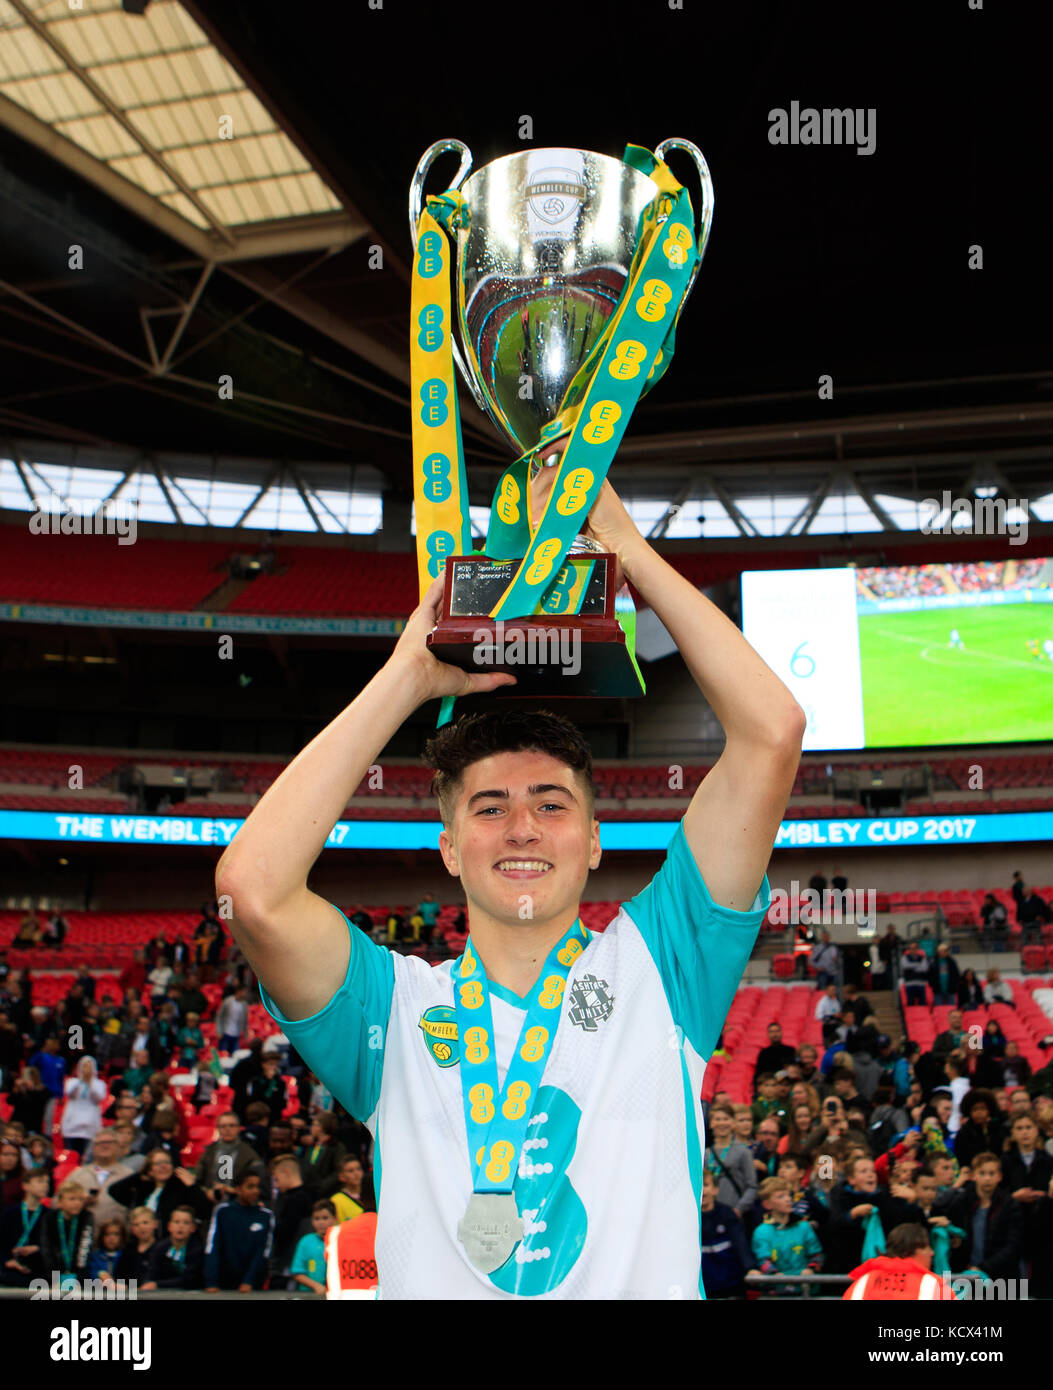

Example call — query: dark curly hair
[422,709,595,827]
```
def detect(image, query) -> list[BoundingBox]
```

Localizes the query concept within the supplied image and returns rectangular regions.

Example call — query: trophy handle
[655,137,715,308]
[409,140,486,414]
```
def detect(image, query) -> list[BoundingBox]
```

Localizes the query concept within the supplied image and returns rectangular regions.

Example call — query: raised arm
[214,574,515,1020]
[578,480,804,910]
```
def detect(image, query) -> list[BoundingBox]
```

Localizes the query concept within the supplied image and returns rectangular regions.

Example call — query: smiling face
[709,1108,734,1141]
[148,1152,174,1182]
[437,750,600,930]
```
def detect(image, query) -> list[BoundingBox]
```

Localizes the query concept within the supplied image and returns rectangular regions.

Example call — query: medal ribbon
[410,191,475,605]
[57,1212,76,1275]
[19,1201,40,1248]
[410,192,477,730]
[452,919,590,1194]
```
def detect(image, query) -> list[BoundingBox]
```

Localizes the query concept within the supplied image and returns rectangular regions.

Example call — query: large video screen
[741,557,1053,750]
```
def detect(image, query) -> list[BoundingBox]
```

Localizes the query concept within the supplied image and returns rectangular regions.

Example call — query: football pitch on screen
[859,604,1053,746]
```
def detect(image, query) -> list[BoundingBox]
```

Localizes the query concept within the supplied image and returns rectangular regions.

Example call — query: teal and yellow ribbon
[411,146,700,726]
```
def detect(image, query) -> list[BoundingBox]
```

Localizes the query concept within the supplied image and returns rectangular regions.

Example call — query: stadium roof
[0,0,358,258]
[0,1,1048,524]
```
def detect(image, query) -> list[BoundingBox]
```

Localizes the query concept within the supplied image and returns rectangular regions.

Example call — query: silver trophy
[409,140,713,694]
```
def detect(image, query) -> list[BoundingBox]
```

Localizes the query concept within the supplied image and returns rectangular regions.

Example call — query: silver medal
[457,1192,523,1273]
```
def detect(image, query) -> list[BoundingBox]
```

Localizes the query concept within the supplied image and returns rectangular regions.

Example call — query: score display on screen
[741,557,1053,750]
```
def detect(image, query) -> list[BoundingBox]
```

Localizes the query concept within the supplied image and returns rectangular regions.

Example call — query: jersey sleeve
[622,819,770,1060]
[258,905,395,1123]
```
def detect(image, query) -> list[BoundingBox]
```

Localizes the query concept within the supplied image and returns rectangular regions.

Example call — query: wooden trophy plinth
[425,553,644,698]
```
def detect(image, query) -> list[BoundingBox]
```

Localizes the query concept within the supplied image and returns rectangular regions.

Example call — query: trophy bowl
[410,140,712,463]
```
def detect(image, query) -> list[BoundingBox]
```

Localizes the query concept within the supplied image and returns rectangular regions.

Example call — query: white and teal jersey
[260,822,770,1299]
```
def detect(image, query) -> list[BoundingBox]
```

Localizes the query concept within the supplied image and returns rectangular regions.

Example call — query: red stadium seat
[1023,945,1047,973]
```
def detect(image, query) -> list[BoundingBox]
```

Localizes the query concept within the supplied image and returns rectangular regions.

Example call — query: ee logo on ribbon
[635,279,672,323]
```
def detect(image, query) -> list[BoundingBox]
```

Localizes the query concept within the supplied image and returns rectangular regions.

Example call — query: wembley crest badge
[419,1005,459,1067]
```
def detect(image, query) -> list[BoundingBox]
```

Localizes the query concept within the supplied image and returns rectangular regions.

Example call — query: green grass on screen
[859,603,1053,745]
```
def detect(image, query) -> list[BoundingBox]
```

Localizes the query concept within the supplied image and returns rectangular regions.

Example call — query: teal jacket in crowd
[751,1217,824,1274]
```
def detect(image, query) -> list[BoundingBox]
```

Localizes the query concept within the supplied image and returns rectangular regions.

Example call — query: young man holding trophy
[215,139,803,1298]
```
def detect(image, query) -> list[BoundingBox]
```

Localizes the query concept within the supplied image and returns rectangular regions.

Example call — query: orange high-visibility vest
[843,1256,956,1300]
[325,1213,379,1299]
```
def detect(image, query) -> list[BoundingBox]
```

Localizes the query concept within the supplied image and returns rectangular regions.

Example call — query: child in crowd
[176,1012,205,1068]
[0,1166,50,1286]
[330,1157,372,1221]
[156,1003,180,1060]
[41,1179,94,1289]
[807,1141,844,1211]
[115,1206,159,1282]
[699,1170,751,1299]
[203,1172,275,1291]
[775,1152,827,1234]
[732,1105,755,1145]
[26,1134,55,1177]
[142,1206,205,1291]
[290,1200,337,1294]
[242,1101,273,1163]
[749,1176,825,1296]
[87,1217,125,1282]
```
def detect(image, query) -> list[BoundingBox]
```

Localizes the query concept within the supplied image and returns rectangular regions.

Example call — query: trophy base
[427,619,644,698]
[426,553,645,698]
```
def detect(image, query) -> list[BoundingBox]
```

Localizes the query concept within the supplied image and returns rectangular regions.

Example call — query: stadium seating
[0,527,234,610]
[3,745,1053,830]
[706,983,823,1103]
[899,981,1051,1066]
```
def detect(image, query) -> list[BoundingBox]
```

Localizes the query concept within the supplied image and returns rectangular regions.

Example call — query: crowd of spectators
[857,564,954,601]
[0,900,377,1294]
[855,558,1048,603]
[700,979,1053,1298]
[7,886,1053,1300]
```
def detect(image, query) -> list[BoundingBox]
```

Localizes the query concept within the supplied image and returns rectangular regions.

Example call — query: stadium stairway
[868,990,903,1047]
[197,575,251,610]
